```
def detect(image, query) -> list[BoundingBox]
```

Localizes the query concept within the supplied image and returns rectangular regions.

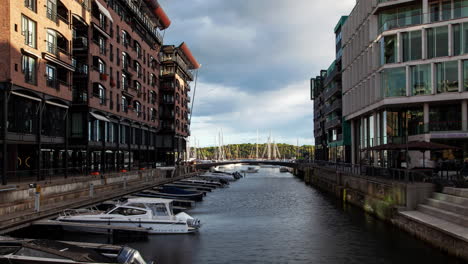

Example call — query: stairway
[399,187,468,240]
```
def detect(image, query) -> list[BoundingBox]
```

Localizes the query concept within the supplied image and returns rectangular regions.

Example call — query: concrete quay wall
[0,166,195,233]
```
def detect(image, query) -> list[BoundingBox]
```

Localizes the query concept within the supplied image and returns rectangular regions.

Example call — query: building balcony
[161,55,194,80]
[323,85,342,101]
[73,36,88,50]
[323,99,342,116]
[325,118,342,130]
[119,0,163,44]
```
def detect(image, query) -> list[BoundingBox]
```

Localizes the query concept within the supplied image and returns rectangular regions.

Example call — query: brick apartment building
[0,0,198,184]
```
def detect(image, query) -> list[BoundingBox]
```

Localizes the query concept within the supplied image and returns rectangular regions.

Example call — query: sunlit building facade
[158,44,200,165]
[0,0,173,183]
[342,0,468,168]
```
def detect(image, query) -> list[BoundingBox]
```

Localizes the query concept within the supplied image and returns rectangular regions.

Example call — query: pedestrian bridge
[195,160,299,170]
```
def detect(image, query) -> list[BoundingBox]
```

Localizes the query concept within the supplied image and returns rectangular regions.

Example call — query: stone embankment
[296,165,468,261]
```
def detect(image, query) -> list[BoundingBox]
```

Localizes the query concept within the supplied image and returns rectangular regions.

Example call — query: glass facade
[411,64,431,95]
[382,34,397,64]
[381,67,406,97]
[464,60,468,91]
[436,61,459,93]
[430,104,462,131]
[454,0,468,18]
[402,30,422,62]
[378,5,422,33]
[453,22,468,56]
[427,26,449,59]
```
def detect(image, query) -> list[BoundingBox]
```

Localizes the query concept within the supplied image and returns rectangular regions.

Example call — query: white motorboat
[240,167,259,173]
[279,167,290,173]
[56,198,200,234]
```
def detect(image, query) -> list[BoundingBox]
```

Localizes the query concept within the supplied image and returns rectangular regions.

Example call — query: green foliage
[193,143,315,160]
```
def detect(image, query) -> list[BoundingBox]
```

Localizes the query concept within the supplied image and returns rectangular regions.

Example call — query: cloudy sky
[159,0,355,147]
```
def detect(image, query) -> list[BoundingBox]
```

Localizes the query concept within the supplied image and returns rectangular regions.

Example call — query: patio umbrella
[402,141,461,168]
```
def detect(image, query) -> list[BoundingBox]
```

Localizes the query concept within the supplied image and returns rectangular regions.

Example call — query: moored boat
[240,167,259,173]
[56,198,200,234]
[0,238,152,264]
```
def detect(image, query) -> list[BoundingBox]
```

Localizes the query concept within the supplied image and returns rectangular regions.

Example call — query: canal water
[24,166,463,263]
[126,166,463,264]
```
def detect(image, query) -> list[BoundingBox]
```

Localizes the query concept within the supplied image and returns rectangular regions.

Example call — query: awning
[92,23,111,39]
[90,112,110,122]
[11,91,42,102]
[42,53,75,72]
[45,100,69,109]
[94,0,113,22]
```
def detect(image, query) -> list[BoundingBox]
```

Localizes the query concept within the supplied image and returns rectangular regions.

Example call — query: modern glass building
[342,0,468,168]
[311,16,351,163]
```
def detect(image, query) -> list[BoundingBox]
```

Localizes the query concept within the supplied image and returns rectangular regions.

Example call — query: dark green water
[126,166,464,264]
[17,166,464,263]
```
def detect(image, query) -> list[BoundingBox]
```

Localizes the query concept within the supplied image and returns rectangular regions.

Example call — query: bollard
[123,177,127,189]
[89,183,94,198]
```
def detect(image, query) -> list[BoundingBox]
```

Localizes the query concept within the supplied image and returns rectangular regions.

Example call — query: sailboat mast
[256,129,259,160]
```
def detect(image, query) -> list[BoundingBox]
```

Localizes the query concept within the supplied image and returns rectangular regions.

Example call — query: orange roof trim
[143,0,171,30]
[179,42,200,70]
[154,6,171,29]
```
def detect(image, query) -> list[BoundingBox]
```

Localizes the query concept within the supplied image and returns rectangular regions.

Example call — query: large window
[427,26,449,59]
[454,0,468,18]
[25,0,36,11]
[98,59,106,74]
[7,95,38,134]
[22,55,36,85]
[463,60,468,91]
[46,0,57,22]
[381,34,397,64]
[411,64,431,95]
[430,104,462,131]
[21,15,36,48]
[381,67,406,97]
[453,22,468,56]
[402,30,422,62]
[46,64,57,89]
[378,5,422,33]
[93,84,106,105]
[46,30,57,55]
[436,61,459,93]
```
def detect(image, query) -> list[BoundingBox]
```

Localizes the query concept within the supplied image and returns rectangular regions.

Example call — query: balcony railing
[161,55,194,80]
[120,0,163,44]
[325,118,342,130]
[323,99,342,115]
[409,121,467,135]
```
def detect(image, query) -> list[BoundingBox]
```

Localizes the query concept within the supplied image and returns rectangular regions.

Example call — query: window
[442,0,452,20]
[135,62,142,78]
[46,0,57,22]
[135,81,141,94]
[99,13,106,29]
[22,55,36,85]
[121,30,129,47]
[46,30,57,55]
[402,30,422,62]
[381,67,406,97]
[411,64,431,95]
[436,61,459,93]
[98,59,106,74]
[135,41,141,58]
[121,96,128,112]
[378,5,422,32]
[134,101,141,116]
[25,0,36,11]
[122,52,129,70]
[463,60,468,91]
[430,2,440,22]
[430,104,462,131]
[427,26,449,59]
[381,34,397,64]
[454,0,468,19]
[122,73,128,90]
[21,15,36,48]
[99,37,106,55]
[93,84,106,105]
[150,74,156,87]
[453,22,468,56]
[46,64,57,88]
